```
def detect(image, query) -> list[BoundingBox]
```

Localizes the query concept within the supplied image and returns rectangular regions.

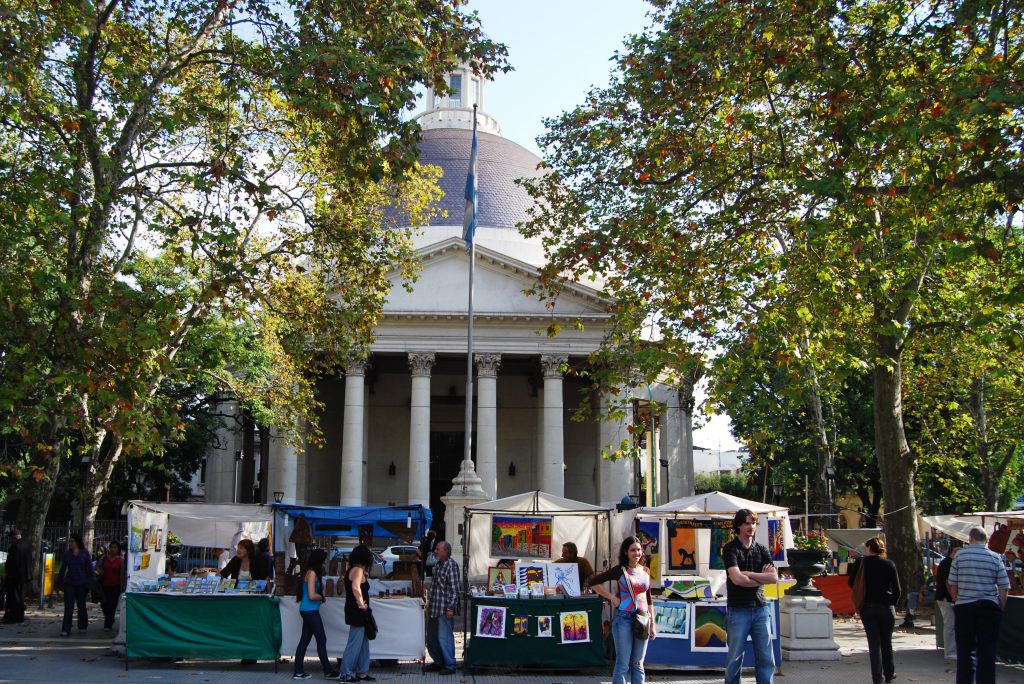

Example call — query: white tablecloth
[280,596,425,660]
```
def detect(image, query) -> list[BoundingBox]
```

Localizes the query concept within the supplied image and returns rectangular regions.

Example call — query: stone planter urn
[784,548,831,596]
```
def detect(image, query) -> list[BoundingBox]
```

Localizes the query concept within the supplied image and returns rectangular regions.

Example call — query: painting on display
[476,606,507,638]
[488,567,512,592]
[537,615,553,637]
[545,563,581,597]
[691,603,729,652]
[767,519,785,561]
[513,615,529,636]
[491,516,553,559]
[667,521,698,572]
[517,562,546,590]
[559,611,590,643]
[709,523,731,570]
[637,521,661,583]
[653,601,690,639]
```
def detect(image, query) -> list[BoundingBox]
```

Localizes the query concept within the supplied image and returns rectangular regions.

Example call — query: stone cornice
[382,311,611,323]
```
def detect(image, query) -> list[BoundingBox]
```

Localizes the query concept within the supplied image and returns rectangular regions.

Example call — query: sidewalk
[1,604,1021,684]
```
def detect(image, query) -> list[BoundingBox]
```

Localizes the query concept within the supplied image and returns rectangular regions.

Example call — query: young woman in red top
[97,541,125,631]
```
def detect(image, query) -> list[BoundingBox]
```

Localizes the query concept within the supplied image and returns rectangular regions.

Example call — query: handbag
[851,558,868,612]
[622,568,650,641]
[364,607,378,640]
[426,551,438,568]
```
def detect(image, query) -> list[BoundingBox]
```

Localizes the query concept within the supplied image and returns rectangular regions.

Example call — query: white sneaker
[293,673,312,680]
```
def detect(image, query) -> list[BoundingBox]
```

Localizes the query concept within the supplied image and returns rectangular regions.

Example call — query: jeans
[610,610,649,684]
[294,609,334,676]
[938,600,956,659]
[341,625,370,677]
[954,600,1002,684]
[725,604,774,684]
[101,585,122,629]
[61,584,89,633]
[861,603,896,684]
[426,615,456,668]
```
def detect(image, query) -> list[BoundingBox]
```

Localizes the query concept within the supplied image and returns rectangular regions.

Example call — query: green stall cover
[126,593,281,660]
[997,596,1024,664]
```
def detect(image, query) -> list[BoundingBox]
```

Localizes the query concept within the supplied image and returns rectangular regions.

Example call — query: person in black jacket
[220,539,269,582]
[3,528,32,624]
[848,537,902,684]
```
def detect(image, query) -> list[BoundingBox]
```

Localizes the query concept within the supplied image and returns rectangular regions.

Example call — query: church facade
[203,69,696,529]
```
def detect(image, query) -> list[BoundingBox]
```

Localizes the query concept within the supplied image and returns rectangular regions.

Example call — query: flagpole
[463,105,479,470]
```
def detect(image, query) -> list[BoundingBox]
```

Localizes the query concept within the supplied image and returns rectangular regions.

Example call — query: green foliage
[693,471,757,500]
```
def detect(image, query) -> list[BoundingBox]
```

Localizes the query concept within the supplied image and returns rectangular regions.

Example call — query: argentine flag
[462,116,479,250]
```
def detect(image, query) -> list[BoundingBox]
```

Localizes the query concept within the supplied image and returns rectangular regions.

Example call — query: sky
[459,0,743,454]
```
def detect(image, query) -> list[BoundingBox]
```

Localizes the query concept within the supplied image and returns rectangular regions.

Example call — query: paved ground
[2,603,1021,684]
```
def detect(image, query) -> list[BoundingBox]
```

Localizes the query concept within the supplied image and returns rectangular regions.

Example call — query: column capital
[540,354,568,378]
[475,353,502,378]
[344,357,368,377]
[408,352,436,377]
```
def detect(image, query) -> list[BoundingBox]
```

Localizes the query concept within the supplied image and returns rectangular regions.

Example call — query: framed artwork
[139,553,151,570]
[491,516,553,559]
[545,562,580,597]
[767,519,785,561]
[476,606,507,638]
[691,603,729,652]
[709,524,729,570]
[517,562,546,590]
[537,615,553,637]
[559,611,590,643]
[488,567,511,592]
[653,601,690,639]
[513,615,529,636]
[638,521,661,583]
[667,521,698,572]
[502,584,518,597]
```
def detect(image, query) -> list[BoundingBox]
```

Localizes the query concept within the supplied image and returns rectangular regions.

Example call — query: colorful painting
[513,614,529,636]
[691,603,729,651]
[667,521,698,572]
[767,519,785,561]
[638,521,660,582]
[653,601,690,639]
[517,562,546,590]
[491,516,553,558]
[537,615,553,637]
[545,562,581,597]
[663,578,714,600]
[476,606,507,638]
[709,524,729,570]
[502,584,518,597]
[559,610,590,643]
[488,567,511,591]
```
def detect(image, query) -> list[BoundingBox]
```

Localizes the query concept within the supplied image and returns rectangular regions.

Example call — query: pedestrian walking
[97,541,125,631]
[292,548,340,680]
[935,547,958,661]
[423,540,460,675]
[2,528,32,624]
[848,537,901,684]
[722,509,777,684]
[948,526,1009,684]
[55,533,93,636]
[340,545,375,683]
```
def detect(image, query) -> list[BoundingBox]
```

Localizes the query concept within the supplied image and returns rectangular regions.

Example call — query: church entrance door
[429,431,474,538]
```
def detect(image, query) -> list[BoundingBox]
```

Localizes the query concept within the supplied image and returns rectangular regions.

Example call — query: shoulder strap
[622,566,637,604]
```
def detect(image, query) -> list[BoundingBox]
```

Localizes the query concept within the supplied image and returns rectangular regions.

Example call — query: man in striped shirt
[947,526,1009,684]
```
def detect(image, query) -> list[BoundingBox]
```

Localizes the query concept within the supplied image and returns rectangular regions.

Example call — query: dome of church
[417,127,545,231]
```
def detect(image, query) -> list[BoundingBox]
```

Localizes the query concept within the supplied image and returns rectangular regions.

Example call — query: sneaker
[357,676,376,682]
[439,668,456,676]
[323,673,341,681]
[60,631,70,637]
[293,674,312,680]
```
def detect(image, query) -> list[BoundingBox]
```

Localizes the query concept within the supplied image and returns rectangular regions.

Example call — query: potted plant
[784,530,832,595]
[165,532,183,556]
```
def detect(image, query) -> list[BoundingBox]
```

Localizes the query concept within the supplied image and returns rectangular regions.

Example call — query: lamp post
[273,491,284,504]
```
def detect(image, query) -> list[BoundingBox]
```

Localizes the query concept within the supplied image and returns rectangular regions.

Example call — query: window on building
[448,74,461,107]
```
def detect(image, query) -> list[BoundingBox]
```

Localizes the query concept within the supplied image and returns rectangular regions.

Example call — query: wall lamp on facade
[273,491,284,504]
[388,461,397,477]
[508,462,516,477]
[770,483,783,500]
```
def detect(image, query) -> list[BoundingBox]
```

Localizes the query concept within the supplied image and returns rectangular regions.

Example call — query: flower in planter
[792,529,830,552]
[166,532,183,548]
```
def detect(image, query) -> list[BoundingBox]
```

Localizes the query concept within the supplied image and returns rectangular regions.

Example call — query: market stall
[632,492,792,669]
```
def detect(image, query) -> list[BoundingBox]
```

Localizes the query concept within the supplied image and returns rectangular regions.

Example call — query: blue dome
[416,128,545,231]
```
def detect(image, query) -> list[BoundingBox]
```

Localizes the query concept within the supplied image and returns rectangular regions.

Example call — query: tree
[522,0,1023,594]
[0,0,508,567]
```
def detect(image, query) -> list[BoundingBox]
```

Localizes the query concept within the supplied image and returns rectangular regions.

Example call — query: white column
[664,391,684,504]
[340,358,366,506]
[679,379,696,497]
[598,389,634,508]
[539,355,567,497]
[475,353,501,499]
[267,426,299,505]
[407,352,435,507]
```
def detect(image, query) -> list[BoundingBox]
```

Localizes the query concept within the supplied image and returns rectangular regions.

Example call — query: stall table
[997,595,1024,664]
[466,596,605,670]
[645,599,781,670]
[280,596,425,660]
[125,593,281,662]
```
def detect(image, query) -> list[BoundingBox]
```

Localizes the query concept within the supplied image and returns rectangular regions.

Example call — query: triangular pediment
[385,237,609,317]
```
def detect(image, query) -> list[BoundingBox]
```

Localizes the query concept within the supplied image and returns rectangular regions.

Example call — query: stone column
[679,378,697,497]
[407,352,435,507]
[539,355,567,497]
[663,390,684,504]
[340,358,367,506]
[475,353,501,499]
[266,426,299,505]
[598,389,634,508]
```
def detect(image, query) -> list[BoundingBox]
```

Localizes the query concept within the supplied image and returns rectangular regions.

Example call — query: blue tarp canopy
[271,504,431,545]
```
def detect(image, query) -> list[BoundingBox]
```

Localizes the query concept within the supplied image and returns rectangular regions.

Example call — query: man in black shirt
[722,509,777,684]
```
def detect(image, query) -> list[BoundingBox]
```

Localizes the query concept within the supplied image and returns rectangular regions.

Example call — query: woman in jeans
[55,533,93,637]
[340,545,375,683]
[293,549,340,680]
[587,536,656,684]
[97,541,124,630]
[848,536,902,684]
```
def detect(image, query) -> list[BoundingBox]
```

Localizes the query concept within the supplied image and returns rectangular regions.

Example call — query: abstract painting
[667,521,698,572]
[638,521,661,582]
[691,603,729,651]
[559,610,590,643]
[653,601,690,639]
[545,562,581,597]
[767,519,785,561]
[476,605,507,638]
[517,562,546,590]
[537,615,553,637]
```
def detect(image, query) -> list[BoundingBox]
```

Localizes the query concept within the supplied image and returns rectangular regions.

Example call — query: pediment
[385,237,609,317]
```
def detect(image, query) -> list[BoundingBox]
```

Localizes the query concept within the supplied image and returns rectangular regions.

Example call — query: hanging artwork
[537,615,553,637]
[517,562,546,590]
[544,562,581,597]
[638,521,661,583]
[709,523,731,570]
[653,601,690,639]
[767,519,785,561]
[691,603,729,652]
[513,615,529,636]
[491,516,553,558]
[488,567,511,592]
[476,606,507,638]
[559,611,590,643]
[667,521,698,572]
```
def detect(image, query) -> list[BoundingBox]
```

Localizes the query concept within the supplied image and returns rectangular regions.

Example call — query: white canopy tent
[924,511,1024,542]
[125,501,273,582]
[463,490,612,582]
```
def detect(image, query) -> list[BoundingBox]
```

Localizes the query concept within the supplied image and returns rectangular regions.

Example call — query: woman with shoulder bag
[340,545,376,683]
[587,536,656,684]
[292,549,341,680]
[848,537,901,684]
[55,533,93,637]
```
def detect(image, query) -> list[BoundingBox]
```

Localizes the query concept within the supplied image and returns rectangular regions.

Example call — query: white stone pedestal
[441,458,488,566]
[779,594,841,660]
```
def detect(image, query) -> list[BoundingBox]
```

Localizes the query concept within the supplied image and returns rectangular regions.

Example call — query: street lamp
[273,491,284,504]
[770,483,783,501]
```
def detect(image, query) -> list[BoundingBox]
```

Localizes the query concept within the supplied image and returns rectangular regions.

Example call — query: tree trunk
[15,444,63,595]
[81,433,123,552]
[873,333,922,607]
[799,359,834,528]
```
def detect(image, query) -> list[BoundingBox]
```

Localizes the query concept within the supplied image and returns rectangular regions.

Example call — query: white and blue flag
[462,115,479,250]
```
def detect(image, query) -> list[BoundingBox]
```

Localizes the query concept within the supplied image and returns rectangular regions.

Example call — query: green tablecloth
[466,596,605,669]
[125,593,281,660]
[997,595,1024,664]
